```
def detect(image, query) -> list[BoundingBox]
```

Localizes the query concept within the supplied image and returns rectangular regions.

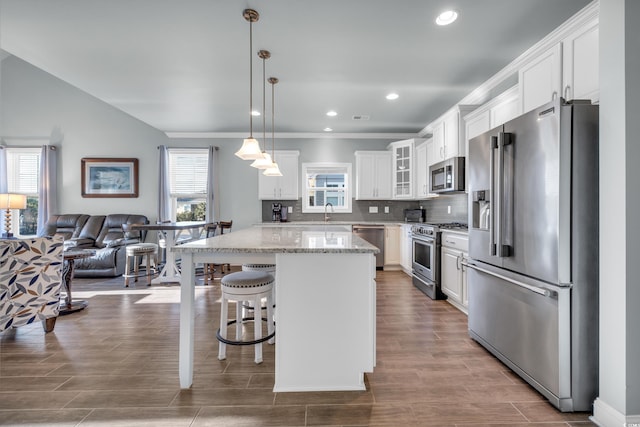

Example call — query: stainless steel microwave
[429,157,465,193]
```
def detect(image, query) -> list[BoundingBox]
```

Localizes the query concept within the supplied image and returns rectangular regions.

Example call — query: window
[302,163,352,213]
[5,147,40,237]
[168,148,208,221]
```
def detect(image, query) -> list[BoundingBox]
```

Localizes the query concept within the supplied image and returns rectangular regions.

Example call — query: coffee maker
[271,203,282,222]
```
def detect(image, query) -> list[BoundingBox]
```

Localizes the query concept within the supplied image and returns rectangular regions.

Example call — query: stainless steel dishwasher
[352,224,384,269]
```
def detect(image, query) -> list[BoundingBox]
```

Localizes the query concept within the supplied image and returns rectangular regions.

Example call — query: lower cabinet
[440,231,469,314]
[400,224,413,275]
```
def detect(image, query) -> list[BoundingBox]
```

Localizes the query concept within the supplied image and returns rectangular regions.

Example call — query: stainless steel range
[411,222,467,300]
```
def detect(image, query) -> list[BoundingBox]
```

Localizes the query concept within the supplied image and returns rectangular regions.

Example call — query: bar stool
[122,224,158,287]
[217,270,275,364]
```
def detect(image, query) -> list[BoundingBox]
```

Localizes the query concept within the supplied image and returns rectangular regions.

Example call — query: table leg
[59,259,88,315]
[152,230,181,283]
[179,252,195,388]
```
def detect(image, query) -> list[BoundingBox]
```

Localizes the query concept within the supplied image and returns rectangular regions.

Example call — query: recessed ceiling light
[386,93,399,100]
[436,10,458,26]
[326,110,338,117]
[324,127,333,132]
[251,110,261,116]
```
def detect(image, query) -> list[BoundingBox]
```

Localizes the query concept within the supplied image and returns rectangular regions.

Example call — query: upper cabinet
[355,151,392,200]
[388,138,424,200]
[416,140,439,199]
[429,105,478,164]
[562,18,599,103]
[258,150,299,200]
[520,17,599,114]
[519,43,562,114]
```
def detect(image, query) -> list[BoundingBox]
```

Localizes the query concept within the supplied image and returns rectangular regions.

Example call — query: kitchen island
[173,225,379,392]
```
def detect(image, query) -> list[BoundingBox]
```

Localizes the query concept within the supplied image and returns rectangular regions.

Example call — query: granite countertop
[172,225,380,254]
[259,221,410,226]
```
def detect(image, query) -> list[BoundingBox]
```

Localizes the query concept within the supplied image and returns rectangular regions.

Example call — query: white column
[593,1,640,425]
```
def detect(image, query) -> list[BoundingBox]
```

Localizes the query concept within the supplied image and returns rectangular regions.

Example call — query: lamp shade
[250,152,273,169]
[0,193,27,210]
[263,162,283,176]
[234,137,264,160]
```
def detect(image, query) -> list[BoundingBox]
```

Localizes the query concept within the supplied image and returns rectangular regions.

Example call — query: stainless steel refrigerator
[466,98,599,412]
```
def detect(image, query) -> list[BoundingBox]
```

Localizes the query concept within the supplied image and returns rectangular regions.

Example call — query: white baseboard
[592,398,640,427]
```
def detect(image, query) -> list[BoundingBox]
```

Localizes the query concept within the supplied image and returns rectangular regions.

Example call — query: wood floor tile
[192,405,306,427]
[306,404,415,426]
[65,389,180,408]
[0,391,80,409]
[0,409,91,426]
[513,401,594,423]
[411,402,527,425]
[78,407,199,426]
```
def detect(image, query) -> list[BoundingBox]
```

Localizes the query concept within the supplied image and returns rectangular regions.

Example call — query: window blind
[168,149,208,196]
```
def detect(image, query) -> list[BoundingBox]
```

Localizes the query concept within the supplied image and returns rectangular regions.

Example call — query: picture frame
[81,158,139,198]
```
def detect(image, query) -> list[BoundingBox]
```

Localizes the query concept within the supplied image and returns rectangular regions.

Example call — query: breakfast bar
[173,225,379,392]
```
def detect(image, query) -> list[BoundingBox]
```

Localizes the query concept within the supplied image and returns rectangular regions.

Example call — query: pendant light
[235,8,263,160]
[263,76,283,176]
[250,50,274,169]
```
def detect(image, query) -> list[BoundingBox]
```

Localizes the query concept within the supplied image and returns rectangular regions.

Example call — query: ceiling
[0,0,592,138]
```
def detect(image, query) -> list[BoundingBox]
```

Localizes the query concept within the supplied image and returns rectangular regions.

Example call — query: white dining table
[131,221,205,283]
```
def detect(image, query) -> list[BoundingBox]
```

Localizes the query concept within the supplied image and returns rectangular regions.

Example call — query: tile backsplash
[261,193,468,224]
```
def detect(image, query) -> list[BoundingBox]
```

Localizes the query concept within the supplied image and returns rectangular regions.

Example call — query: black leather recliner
[43,213,149,277]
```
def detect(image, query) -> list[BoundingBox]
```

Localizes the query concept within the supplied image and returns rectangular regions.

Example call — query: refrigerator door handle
[490,136,497,256]
[497,132,513,258]
[464,261,553,297]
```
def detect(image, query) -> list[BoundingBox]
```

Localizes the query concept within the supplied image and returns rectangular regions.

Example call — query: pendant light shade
[235,137,263,160]
[251,50,272,169]
[235,9,263,160]
[263,76,282,176]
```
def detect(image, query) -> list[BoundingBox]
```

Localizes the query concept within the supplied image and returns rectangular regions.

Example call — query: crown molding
[165,132,419,140]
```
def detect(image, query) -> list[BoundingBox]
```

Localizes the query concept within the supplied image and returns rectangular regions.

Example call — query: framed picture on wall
[81,157,139,198]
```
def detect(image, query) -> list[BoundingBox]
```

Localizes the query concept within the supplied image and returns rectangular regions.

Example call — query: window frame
[167,148,209,222]
[4,147,40,237]
[302,162,352,213]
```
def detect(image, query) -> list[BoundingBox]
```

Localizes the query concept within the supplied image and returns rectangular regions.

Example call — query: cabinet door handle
[456,255,461,271]
[564,85,571,100]
[552,90,558,100]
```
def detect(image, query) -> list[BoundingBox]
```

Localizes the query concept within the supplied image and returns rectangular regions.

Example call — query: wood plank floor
[0,270,595,426]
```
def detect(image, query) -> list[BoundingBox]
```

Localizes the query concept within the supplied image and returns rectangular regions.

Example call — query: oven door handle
[463,261,552,297]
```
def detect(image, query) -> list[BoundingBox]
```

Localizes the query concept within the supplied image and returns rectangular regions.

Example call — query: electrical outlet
[369,206,378,214]
[447,205,451,214]
[287,206,292,213]
[384,206,389,214]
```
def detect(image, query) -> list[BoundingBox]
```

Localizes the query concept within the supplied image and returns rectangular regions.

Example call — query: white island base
[273,252,376,392]
[175,226,377,393]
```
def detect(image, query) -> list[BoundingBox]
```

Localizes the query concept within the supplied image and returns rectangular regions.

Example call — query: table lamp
[0,193,27,239]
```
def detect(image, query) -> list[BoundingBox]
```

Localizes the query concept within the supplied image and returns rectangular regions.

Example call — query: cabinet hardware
[552,90,558,100]
[564,85,571,99]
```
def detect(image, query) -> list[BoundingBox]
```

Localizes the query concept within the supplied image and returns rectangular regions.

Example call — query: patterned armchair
[0,236,64,333]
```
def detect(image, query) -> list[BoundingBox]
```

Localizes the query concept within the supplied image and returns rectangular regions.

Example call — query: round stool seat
[221,271,274,296]
[242,263,276,272]
[125,243,158,256]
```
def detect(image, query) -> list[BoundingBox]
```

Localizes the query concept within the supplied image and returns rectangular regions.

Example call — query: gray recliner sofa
[43,213,150,277]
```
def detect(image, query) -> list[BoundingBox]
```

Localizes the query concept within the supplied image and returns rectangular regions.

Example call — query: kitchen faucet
[324,202,334,222]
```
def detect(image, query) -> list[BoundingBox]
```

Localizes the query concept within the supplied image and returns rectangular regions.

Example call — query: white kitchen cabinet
[400,223,413,275]
[415,142,429,199]
[429,105,478,164]
[431,121,445,164]
[562,17,599,103]
[490,87,521,128]
[355,151,392,200]
[258,150,299,200]
[519,18,599,114]
[388,138,424,200]
[519,43,562,114]
[440,231,469,314]
[384,224,401,268]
